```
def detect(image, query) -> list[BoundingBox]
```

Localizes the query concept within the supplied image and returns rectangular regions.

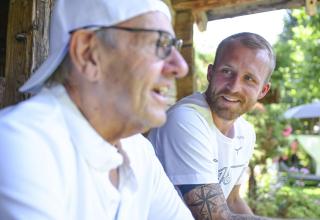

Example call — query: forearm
[183,184,272,220]
[228,197,253,215]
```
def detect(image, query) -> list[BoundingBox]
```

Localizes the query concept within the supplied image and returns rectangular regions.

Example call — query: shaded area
[0,0,9,77]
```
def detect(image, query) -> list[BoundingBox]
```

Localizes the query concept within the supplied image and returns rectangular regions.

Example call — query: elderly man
[0,0,193,219]
[149,32,276,219]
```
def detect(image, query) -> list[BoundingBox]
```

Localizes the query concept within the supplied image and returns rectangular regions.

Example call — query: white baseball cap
[19,0,171,94]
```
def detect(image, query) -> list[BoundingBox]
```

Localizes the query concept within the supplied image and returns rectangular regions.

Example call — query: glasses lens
[157,32,172,59]
[175,39,183,51]
[156,32,183,59]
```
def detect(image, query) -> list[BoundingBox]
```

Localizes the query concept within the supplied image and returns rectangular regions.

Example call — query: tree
[273,8,320,106]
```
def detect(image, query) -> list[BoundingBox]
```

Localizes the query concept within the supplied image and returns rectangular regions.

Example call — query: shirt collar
[47,84,123,172]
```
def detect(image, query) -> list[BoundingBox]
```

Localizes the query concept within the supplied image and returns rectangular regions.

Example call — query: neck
[64,82,135,145]
[211,111,235,138]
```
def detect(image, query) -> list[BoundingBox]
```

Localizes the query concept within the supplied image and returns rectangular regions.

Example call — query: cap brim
[19,44,68,94]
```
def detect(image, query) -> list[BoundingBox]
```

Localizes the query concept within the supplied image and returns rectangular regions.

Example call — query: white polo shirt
[0,84,193,220]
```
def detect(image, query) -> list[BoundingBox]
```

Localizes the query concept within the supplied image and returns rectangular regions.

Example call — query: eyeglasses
[94,26,183,59]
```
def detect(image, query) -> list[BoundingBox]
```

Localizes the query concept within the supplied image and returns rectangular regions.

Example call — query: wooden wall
[0,0,9,104]
[1,0,53,108]
[174,9,196,100]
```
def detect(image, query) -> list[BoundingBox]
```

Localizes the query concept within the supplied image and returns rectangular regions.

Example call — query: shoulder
[0,92,73,213]
[148,94,214,154]
[0,89,61,129]
[163,93,212,131]
[0,89,72,179]
[0,90,68,154]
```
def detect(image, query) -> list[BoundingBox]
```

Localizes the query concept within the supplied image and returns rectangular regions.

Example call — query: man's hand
[183,183,270,220]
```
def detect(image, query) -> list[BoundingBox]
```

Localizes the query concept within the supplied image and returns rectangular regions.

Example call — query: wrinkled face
[205,41,270,121]
[96,12,188,132]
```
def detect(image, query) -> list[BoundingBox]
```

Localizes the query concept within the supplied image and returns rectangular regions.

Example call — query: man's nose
[162,48,189,78]
[226,74,242,92]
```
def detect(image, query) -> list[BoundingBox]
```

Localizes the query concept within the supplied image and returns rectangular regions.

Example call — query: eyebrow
[220,64,233,69]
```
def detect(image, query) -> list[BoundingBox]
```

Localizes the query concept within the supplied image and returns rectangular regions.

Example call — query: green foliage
[273,8,320,106]
[247,169,320,218]
[245,104,289,166]
[251,175,320,219]
[194,50,214,92]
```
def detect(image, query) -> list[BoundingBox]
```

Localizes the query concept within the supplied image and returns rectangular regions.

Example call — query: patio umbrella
[284,102,320,119]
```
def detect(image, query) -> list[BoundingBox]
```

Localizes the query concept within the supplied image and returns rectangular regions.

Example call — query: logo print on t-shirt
[218,164,246,185]
[218,167,231,185]
[235,146,243,155]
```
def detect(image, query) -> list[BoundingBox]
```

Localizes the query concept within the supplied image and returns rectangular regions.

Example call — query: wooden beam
[172,0,222,10]
[2,0,33,107]
[0,0,9,78]
[305,0,318,16]
[174,10,196,100]
[2,0,53,108]
[206,0,305,20]
[172,0,304,11]
[194,11,208,31]
[0,0,9,106]
[172,0,306,21]
[0,77,5,105]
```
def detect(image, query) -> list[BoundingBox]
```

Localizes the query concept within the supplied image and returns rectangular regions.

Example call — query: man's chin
[142,112,167,130]
[215,109,241,121]
[151,114,167,128]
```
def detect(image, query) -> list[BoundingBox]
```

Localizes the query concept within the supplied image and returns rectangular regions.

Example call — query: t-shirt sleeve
[149,106,219,185]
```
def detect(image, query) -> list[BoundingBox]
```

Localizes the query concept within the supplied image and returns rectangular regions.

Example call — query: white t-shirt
[148,92,255,198]
[0,84,193,220]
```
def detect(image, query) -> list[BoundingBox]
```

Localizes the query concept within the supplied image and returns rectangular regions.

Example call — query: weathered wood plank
[175,10,196,100]
[2,0,52,108]
[0,77,5,105]
[0,0,9,78]
[2,0,33,108]
[172,0,305,12]
[206,0,305,20]
[305,0,318,16]
[30,0,53,74]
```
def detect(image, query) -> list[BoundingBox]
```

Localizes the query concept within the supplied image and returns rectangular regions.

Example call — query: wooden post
[1,0,53,108]
[0,0,9,105]
[174,9,195,101]
[305,0,318,16]
[0,1,9,78]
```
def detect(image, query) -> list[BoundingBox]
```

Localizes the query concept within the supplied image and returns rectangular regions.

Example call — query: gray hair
[214,32,276,82]
[46,29,117,86]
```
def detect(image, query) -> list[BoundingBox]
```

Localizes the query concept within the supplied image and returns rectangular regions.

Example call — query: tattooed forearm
[183,184,227,219]
[183,184,271,220]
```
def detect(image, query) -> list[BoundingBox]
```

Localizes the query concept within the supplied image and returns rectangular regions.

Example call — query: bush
[249,171,320,218]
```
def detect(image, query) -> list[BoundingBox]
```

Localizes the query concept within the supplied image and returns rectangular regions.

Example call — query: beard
[205,85,254,121]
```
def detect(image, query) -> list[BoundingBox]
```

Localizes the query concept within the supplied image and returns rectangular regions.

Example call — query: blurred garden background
[194,7,320,219]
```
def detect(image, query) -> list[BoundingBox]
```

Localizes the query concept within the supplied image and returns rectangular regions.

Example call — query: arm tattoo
[183,184,271,220]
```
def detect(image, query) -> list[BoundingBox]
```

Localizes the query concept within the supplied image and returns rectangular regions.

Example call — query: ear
[207,64,214,82]
[68,30,100,82]
[258,82,271,100]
